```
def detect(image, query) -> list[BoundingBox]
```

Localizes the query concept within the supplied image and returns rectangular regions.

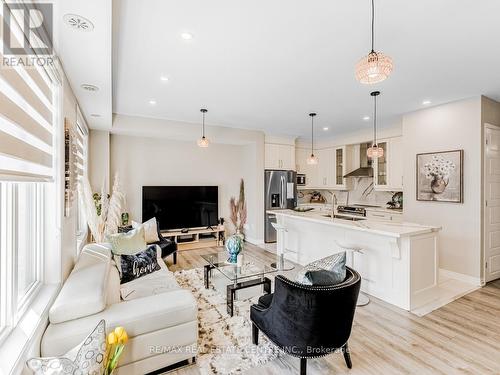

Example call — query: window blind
[0,4,56,182]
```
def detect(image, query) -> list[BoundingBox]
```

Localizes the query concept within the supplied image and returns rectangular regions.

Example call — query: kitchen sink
[323,214,367,221]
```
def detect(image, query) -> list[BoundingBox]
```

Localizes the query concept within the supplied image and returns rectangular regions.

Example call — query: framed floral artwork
[416,150,463,203]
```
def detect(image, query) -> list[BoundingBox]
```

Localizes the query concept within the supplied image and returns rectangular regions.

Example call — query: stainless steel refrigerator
[265,170,297,243]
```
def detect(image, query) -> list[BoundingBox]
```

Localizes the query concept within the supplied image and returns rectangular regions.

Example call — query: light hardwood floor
[165,244,500,375]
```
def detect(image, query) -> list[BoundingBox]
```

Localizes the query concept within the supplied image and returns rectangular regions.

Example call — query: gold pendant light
[367,91,384,158]
[306,113,319,165]
[197,108,209,147]
[355,0,393,84]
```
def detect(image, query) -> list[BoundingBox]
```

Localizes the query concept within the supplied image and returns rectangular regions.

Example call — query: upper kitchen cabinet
[333,146,349,189]
[265,143,296,170]
[373,137,403,191]
[316,148,335,187]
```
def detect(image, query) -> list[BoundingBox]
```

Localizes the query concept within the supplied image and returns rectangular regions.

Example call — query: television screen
[142,186,218,231]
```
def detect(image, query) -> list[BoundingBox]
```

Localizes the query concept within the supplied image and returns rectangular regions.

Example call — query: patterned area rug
[174,268,281,374]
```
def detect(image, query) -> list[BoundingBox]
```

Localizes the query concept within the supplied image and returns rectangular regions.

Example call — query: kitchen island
[269,209,441,312]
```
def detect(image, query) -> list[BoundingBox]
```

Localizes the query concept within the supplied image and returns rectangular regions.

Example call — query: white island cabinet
[271,210,441,313]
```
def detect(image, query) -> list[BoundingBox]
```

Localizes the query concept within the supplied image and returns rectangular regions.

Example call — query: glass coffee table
[201,251,293,316]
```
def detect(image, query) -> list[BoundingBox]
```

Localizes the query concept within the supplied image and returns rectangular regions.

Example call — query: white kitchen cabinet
[265,143,295,170]
[333,146,348,189]
[316,148,335,187]
[373,137,403,191]
[296,147,319,188]
[295,147,308,174]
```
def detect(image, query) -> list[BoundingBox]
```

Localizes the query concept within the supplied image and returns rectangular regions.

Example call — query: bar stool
[271,222,295,271]
[335,241,370,306]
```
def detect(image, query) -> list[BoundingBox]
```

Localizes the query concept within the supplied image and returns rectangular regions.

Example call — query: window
[0,1,59,347]
[0,182,45,341]
[75,107,89,253]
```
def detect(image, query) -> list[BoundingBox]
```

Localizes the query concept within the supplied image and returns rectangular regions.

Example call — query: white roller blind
[0,3,56,182]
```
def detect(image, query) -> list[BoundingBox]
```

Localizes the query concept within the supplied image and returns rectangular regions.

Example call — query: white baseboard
[439,268,482,286]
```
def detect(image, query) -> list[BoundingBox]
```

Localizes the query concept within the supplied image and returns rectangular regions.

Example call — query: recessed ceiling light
[180,32,193,40]
[422,100,432,105]
[63,14,94,32]
[322,127,329,131]
[90,114,101,118]
[160,76,169,82]
[81,84,99,92]
[149,100,157,105]
[363,116,370,121]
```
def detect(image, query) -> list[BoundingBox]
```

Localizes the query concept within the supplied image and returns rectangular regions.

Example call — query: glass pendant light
[355,0,393,84]
[306,113,319,165]
[197,108,209,147]
[367,91,384,158]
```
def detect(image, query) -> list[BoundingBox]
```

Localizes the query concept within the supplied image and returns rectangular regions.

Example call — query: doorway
[484,124,500,282]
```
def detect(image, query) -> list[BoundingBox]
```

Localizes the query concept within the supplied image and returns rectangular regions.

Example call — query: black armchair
[250,267,361,375]
[151,222,177,264]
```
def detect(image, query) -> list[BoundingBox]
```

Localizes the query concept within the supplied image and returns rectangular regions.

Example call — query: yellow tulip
[107,331,117,346]
[119,331,128,344]
[114,327,125,337]
[113,326,128,344]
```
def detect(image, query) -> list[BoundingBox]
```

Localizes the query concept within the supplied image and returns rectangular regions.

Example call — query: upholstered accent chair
[152,228,178,264]
[250,267,361,375]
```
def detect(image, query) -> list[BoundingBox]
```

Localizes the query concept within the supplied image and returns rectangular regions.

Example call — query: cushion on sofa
[49,250,111,324]
[295,251,347,286]
[132,217,160,243]
[119,245,161,284]
[107,226,147,255]
[28,320,106,375]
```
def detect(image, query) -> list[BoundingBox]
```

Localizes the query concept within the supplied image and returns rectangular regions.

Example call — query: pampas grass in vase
[78,173,126,243]
[229,179,247,239]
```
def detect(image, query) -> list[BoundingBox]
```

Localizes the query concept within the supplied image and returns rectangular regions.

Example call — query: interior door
[485,125,500,282]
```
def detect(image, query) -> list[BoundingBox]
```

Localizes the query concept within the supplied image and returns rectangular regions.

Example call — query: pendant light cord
[311,115,314,155]
[202,111,205,138]
[373,94,377,145]
[371,0,375,52]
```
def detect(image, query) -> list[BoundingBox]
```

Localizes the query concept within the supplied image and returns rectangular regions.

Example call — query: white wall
[60,75,81,280]
[106,114,265,242]
[402,97,482,279]
[89,129,110,192]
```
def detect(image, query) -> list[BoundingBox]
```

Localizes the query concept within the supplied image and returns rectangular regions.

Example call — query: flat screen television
[142,186,219,231]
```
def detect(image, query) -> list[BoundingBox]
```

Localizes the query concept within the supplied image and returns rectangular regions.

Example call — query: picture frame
[416,150,463,203]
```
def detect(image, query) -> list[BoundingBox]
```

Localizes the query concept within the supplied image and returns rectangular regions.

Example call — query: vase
[225,234,243,264]
[431,177,448,194]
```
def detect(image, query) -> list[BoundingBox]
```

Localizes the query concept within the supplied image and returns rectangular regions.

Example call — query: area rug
[173,268,281,375]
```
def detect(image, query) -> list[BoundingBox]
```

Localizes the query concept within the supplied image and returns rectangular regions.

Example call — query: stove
[336,205,367,216]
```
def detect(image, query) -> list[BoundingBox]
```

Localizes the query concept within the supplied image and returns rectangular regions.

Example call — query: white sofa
[41,243,198,375]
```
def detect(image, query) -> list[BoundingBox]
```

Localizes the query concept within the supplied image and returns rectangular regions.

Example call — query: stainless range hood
[344,143,374,178]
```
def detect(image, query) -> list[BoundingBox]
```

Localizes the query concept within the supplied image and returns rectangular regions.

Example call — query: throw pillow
[27,320,106,375]
[107,226,147,255]
[295,251,347,286]
[132,217,160,243]
[119,245,161,284]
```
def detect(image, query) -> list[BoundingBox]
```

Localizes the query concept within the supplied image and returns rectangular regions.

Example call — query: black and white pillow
[296,251,347,286]
[120,245,161,284]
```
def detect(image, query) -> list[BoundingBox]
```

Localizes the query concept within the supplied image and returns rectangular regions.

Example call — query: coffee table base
[204,264,271,317]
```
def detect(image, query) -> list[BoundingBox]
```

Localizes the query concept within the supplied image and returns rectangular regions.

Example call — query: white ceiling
[53,0,112,130]
[60,0,500,137]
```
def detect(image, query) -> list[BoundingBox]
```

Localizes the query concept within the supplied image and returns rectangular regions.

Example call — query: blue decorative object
[225,234,243,264]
